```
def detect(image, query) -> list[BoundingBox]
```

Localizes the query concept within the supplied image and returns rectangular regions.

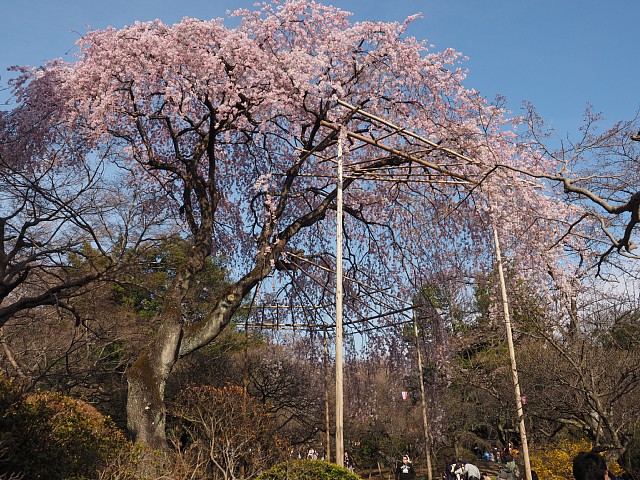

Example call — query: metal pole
[493,226,532,480]
[413,310,433,480]
[335,134,344,467]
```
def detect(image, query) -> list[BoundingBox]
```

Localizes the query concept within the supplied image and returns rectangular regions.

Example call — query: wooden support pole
[413,311,433,480]
[336,99,478,165]
[493,226,532,480]
[324,327,331,463]
[335,134,345,467]
[319,120,472,184]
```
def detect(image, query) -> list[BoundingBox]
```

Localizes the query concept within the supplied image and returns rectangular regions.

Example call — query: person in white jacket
[455,461,481,480]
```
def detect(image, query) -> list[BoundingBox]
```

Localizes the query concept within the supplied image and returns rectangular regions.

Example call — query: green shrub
[257,459,361,480]
[0,385,129,480]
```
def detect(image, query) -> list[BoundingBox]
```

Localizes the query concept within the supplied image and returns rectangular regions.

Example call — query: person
[504,454,519,480]
[445,459,458,480]
[512,469,538,480]
[500,448,508,464]
[344,450,355,472]
[481,473,492,480]
[573,451,615,480]
[396,454,416,480]
[306,447,317,460]
[455,460,481,480]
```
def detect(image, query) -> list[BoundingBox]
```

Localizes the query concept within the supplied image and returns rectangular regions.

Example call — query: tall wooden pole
[324,327,331,463]
[335,134,345,467]
[413,310,433,480]
[492,226,532,480]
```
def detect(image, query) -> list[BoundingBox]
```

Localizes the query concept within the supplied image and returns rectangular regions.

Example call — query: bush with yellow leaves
[529,439,624,480]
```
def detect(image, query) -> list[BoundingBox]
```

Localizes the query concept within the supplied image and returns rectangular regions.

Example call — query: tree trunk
[126,351,172,451]
[126,231,211,450]
[126,265,270,450]
[127,301,184,450]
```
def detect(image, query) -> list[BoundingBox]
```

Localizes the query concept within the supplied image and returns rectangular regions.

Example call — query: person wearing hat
[395,454,416,480]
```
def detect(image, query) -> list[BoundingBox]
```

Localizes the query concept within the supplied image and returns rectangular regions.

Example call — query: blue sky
[1,0,638,137]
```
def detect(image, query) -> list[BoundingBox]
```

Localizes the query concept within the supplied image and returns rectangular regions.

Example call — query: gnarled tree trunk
[125,250,273,450]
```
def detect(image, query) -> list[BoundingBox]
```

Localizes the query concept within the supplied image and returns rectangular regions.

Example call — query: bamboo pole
[319,120,472,184]
[336,99,478,165]
[492,226,532,480]
[324,327,331,463]
[335,133,345,467]
[413,310,433,480]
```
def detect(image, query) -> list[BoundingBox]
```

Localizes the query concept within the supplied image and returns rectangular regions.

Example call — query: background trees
[521,104,640,274]
[0,150,131,330]
[169,384,287,479]
[0,78,163,330]
[515,282,640,471]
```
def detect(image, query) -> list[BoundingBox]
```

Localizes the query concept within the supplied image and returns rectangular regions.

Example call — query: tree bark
[126,288,185,450]
[126,351,172,451]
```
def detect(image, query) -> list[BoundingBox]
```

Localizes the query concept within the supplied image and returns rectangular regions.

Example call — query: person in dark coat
[396,454,416,480]
[445,459,458,480]
[344,450,355,472]
[573,451,615,480]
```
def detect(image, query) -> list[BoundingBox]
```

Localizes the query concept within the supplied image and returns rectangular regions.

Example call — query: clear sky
[1,0,638,137]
